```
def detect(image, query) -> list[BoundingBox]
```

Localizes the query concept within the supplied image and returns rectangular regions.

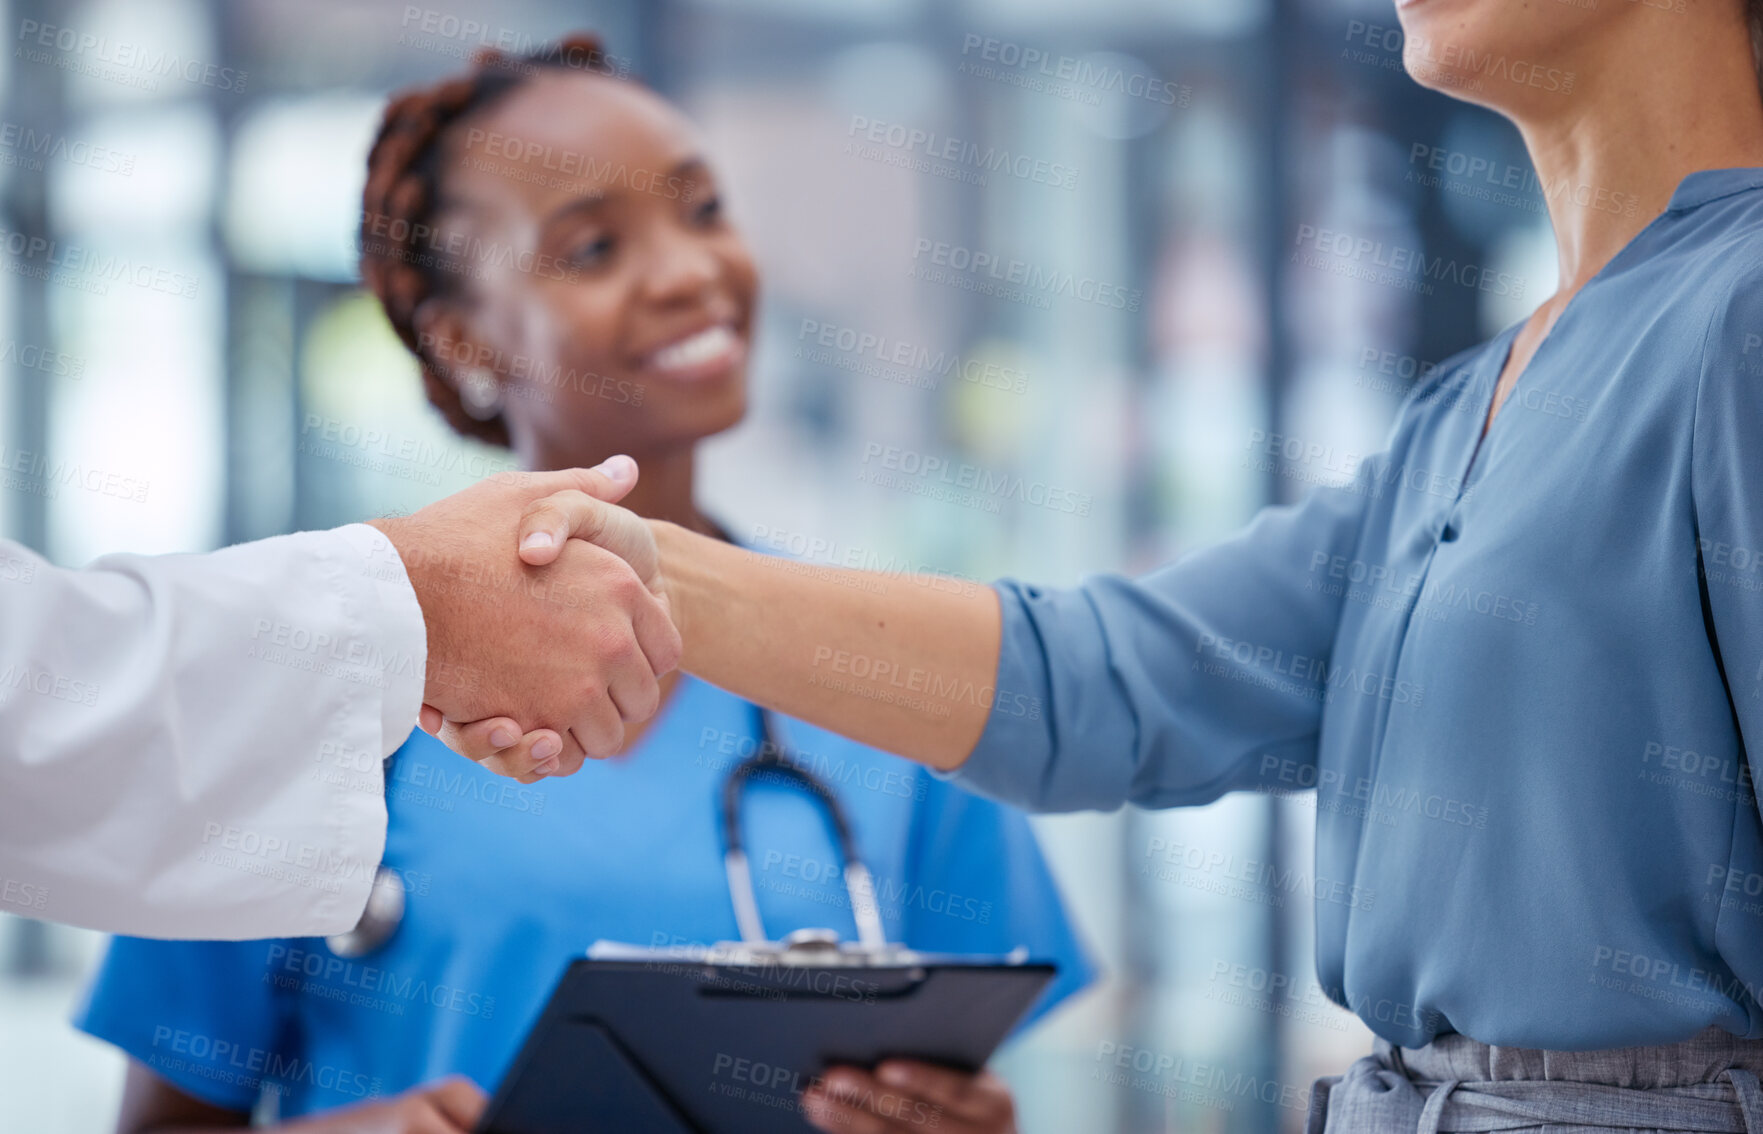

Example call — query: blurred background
[0,0,1559,1129]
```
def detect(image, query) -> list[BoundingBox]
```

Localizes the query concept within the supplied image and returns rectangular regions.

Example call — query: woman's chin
[700,384,750,437]
[648,386,751,451]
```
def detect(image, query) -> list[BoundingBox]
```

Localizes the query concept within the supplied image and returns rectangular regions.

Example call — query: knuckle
[582,704,623,757]
[658,625,684,671]
[643,622,683,675]
[612,632,643,666]
[610,570,645,604]
[590,624,640,667]
[548,489,598,528]
[631,677,662,720]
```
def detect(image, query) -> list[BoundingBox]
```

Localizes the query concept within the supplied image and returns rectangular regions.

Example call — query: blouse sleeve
[1692,281,1763,785]
[952,465,1377,813]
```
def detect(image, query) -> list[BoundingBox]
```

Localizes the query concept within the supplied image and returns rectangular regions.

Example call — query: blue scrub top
[957,167,1763,1052]
[77,676,1091,1117]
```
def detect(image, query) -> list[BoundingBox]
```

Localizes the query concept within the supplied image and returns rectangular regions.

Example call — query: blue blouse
[76,677,1091,1117]
[958,167,1763,1051]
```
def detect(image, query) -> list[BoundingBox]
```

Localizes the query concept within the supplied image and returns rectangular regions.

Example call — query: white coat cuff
[334,523,427,756]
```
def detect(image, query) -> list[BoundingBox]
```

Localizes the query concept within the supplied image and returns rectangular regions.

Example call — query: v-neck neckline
[1456,201,1681,489]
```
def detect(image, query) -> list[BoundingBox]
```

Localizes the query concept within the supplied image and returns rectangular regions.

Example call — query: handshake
[368,455,675,782]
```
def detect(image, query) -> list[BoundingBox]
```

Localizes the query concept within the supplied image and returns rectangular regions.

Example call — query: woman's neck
[1515,17,1763,297]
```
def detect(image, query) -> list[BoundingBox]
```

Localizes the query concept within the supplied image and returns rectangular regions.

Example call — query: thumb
[577,454,639,503]
[517,455,637,565]
[516,489,659,586]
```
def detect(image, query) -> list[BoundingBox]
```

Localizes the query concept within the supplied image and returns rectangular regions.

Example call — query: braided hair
[1751,0,1763,98]
[359,34,621,447]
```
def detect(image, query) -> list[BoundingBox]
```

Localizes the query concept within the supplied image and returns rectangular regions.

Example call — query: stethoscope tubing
[719,711,889,950]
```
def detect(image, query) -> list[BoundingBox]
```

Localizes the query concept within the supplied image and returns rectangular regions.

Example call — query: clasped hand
[369,456,674,781]
[400,464,1017,1134]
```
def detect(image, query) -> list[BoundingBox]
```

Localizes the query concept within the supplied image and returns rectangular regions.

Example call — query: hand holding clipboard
[477,932,1054,1133]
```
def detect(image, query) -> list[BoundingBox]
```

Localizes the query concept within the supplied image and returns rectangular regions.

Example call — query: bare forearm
[653,521,1001,770]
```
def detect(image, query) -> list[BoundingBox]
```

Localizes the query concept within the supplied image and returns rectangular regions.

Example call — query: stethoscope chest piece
[326,863,406,959]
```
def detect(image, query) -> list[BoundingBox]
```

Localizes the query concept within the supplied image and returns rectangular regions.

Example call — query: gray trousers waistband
[1312,1029,1763,1134]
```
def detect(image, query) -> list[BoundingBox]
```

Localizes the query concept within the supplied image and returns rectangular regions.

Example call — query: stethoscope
[720,710,888,950]
[326,857,404,958]
[326,709,887,958]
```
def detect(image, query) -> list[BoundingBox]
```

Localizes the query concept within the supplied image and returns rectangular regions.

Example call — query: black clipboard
[477,947,1055,1134]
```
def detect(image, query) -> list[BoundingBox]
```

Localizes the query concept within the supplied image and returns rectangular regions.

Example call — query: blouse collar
[1666,167,1763,213]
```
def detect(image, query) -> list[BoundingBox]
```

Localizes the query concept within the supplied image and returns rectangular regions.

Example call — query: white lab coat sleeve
[0,523,427,940]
